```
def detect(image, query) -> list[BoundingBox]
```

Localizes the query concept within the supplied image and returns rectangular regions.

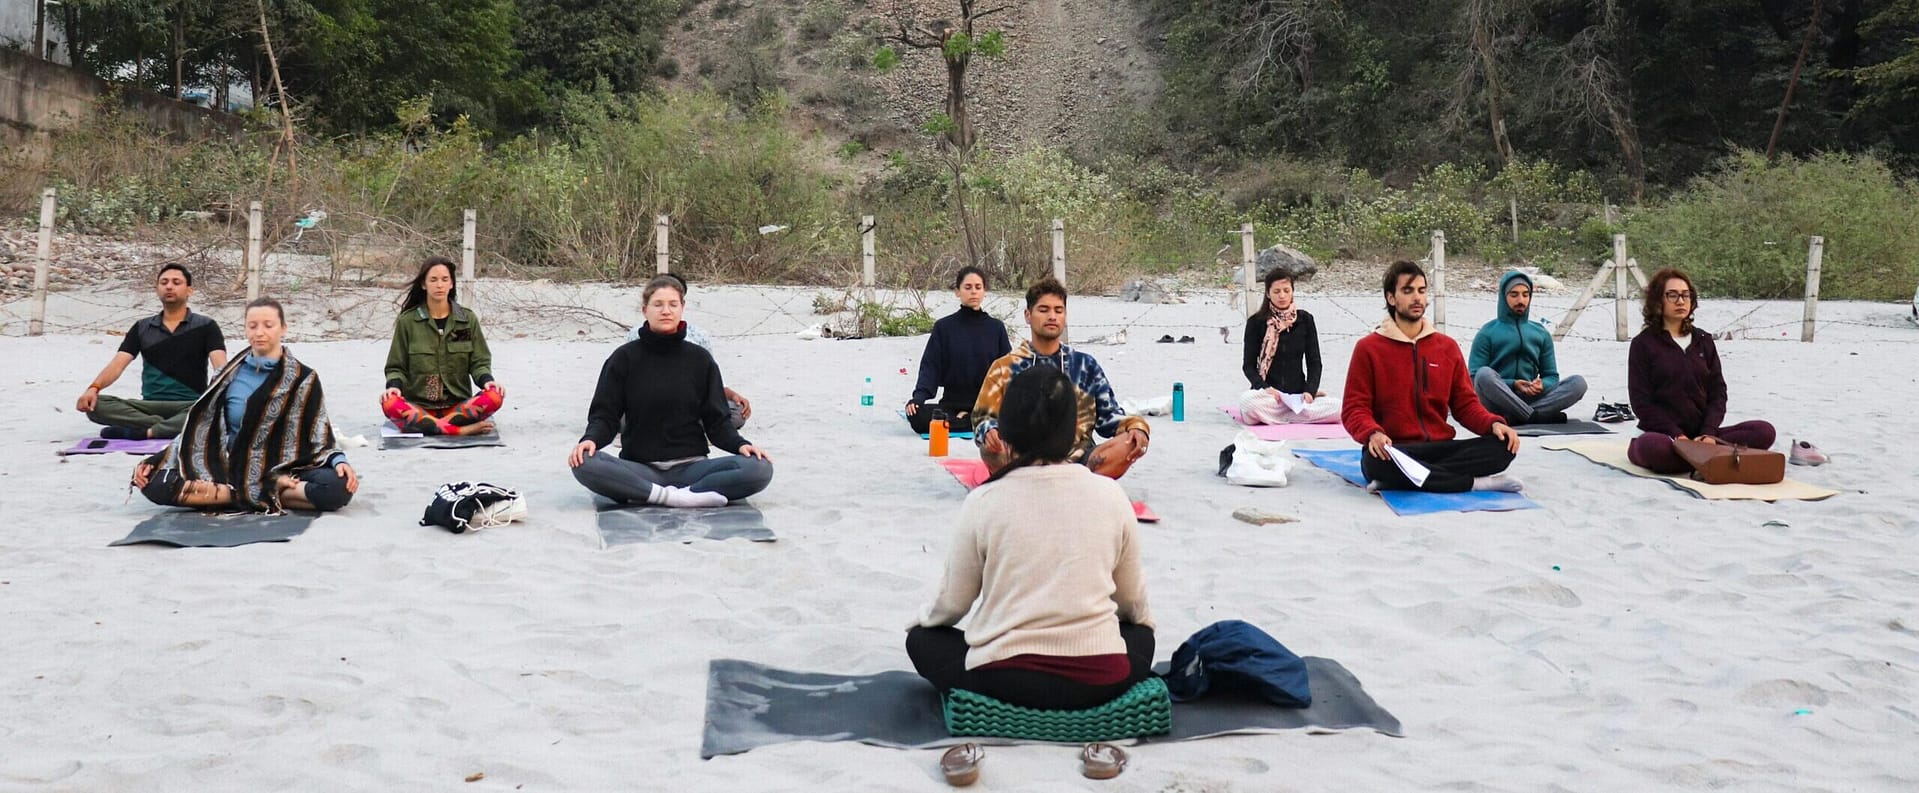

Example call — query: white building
[0,0,70,65]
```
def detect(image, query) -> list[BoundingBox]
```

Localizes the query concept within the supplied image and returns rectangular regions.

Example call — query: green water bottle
[861,377,874,407]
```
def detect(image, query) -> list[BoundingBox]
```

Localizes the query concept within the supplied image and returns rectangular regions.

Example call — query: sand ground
[1,279,1916,791]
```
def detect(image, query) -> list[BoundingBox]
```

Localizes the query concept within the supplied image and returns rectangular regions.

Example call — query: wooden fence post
[246,201,263,301]
[1430,230,1447,331]
[1050,218,1066,286]
[29,188,54,336]
[1240,223,1257,318]
[1802,236,1824,342]
[461,209,476,281]
[861,215,876,288]
[1612,234,1629,341]
[854,216,877,337]
[655,215,670,275]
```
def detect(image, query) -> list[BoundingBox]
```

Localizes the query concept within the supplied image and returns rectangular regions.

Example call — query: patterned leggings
[382,388,504,434]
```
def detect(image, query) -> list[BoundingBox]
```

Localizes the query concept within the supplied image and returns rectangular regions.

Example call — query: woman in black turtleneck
[568,276,773,508]
[904,266,1012,434]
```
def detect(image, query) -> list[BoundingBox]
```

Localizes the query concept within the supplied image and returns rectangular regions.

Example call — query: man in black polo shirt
[74,264,228,439]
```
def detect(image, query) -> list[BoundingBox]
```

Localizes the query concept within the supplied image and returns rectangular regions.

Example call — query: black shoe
[1531,410,1568,425]
[100,425,145,440]
[1594,404,1624,423]
[1614,403,1636,421]
[1156,334,1175,343]
[1177,335,1196,343]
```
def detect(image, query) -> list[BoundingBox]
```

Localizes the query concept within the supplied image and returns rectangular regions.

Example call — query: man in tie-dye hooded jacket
[972,278,1150,478]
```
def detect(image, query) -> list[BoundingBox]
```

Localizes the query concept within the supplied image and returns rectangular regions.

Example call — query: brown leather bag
[1086,433,1144,480]
[1673,438,1785,485]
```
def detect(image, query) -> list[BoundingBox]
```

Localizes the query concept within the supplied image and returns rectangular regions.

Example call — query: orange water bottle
[929,409,950,457]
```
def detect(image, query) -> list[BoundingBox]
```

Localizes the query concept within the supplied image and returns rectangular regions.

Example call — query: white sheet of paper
[1385,446,1431,488]
[1279,392,1307,413]
[379,422,423,439]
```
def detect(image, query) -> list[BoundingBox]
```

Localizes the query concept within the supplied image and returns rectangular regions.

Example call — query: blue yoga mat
[895,409,975,440]
[1291,448,1539,516]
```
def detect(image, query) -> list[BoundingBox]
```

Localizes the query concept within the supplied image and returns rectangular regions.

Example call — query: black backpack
[420,481,521,534]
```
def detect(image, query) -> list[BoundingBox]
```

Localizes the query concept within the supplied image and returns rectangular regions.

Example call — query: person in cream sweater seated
[907,365,1155,711]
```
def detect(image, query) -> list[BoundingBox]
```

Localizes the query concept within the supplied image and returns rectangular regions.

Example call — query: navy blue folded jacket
[1163,619,1311,707]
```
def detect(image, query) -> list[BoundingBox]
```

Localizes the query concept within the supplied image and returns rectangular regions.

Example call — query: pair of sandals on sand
[939,742,1128,786]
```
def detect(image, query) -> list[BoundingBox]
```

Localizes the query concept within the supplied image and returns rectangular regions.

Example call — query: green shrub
[1629,150,1919,299]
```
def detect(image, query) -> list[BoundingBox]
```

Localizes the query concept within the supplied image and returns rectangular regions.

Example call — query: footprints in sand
[126,693,322,739]
[0,760,82,784]
[1486,578,1584,608]
[1224,757,1271,774]
[1737,679,1832,708]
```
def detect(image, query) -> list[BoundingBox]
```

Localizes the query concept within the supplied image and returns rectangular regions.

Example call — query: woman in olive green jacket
[381,257,504,435]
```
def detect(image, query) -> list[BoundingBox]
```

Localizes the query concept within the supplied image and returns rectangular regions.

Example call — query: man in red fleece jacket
[1342,261,1523,493]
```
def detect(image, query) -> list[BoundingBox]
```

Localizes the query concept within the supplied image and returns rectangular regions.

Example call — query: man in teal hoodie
[1468,271,1587,424]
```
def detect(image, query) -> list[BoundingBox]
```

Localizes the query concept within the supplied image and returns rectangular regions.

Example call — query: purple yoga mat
[58,437,173,456]
[1219,407,1351,441]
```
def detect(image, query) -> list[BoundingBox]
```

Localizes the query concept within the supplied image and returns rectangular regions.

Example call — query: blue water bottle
[1171,382,1185,422]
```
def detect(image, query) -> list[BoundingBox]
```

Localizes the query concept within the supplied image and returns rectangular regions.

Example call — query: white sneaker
[1788,440,1829,467]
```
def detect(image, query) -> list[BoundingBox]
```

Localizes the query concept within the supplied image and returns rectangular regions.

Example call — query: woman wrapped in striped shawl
[132,299,358,513]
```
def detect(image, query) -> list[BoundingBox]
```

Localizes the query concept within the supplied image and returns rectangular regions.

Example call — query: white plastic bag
[1225,430,1291,487]
[1122,395,1174,416]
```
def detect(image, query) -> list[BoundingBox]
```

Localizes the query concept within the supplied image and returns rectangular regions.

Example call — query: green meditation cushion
[942,676,1173,742]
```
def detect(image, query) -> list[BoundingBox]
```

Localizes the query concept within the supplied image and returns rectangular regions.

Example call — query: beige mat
[1542,439,1840,502]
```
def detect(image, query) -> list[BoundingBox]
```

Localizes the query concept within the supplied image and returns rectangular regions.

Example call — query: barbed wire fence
[5,188,1916,344]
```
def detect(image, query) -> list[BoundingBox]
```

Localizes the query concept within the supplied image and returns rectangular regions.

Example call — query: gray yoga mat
[596,503,775,546]
[700,657,1402,758]
[111,511,315,548]
[1512,420,1613,437]
[378,430,505,450]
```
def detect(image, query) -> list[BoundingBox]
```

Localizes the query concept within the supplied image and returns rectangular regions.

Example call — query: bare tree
[255,0,296,186]
[1224,0,1336,94]
[877,0,1008,267]
[1550,7,1646,201]
[1450,0,1520,166]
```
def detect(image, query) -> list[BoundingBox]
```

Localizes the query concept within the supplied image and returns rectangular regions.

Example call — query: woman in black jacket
[1237,268,1340,425]
[567,276,773,507]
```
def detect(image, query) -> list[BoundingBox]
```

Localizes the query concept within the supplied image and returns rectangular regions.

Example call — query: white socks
[1471,474,1525,493]
[649,484,728,508]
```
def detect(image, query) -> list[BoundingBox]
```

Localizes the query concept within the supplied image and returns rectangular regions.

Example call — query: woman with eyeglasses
[1626,269,1776,473]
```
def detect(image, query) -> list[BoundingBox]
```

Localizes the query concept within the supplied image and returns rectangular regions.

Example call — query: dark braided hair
[983,365,1079,485]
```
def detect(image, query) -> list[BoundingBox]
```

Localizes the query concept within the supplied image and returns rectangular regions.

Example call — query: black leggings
[906,623,1155,711]
[905,400,975,435]
[1359,434,1515,493]
[141,468,353,512]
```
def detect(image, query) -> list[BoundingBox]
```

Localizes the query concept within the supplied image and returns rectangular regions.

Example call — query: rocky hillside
[663,0,1161,155]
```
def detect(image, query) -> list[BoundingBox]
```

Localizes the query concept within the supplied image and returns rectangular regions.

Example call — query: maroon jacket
[1627,326,1727,438]
[1342,319,1502,444]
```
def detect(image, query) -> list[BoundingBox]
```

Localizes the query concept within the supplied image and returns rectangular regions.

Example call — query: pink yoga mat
[936,458,1159,522]
[1218,407,1351,441]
